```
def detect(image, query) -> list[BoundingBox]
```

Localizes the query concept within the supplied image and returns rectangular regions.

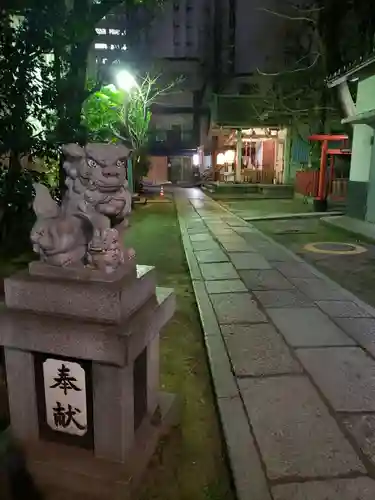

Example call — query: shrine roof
[326,53,375,88]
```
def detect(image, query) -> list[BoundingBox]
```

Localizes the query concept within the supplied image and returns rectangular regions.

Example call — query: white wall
[350,75,375,183]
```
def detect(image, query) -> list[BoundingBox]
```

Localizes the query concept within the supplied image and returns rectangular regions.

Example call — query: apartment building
[89,0,214,182]
[90,0,304,181]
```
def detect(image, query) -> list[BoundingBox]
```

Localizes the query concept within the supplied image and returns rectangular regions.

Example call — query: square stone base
[25,392,179,500]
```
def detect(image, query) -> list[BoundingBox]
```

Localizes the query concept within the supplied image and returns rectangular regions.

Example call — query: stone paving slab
[316,300,372,318]
[191,239,221,251]
[218,396,272,500]
[177,215,203,281]
[234,226,259,233]
[205,279,247,294]
[222,219,248,227]
[215,234,246,245]
[272,478,375,500]
[290,277,346,301]
[175,190,375,500]
[194,249,229,263]
[220,240,255,252]
[342,414,375,467]
[210,229,237,237]
[272,261,315,279]
[187,228,208,235]
[239,376,365,480]
[240,234,269,248]
[229,252,271,270]
[210,292,267,324]
[186,224,207,234]
[199,262,239,280]
[221,324,302,376]
[240,269,295,291]
[334,317,375,358]
[297,347,375,412]
[189,233,214,242]
[206,221,230,226]
[185,221,205,229]
[254,289,313,308]
[260,247,298,262]
[267,308,355,347]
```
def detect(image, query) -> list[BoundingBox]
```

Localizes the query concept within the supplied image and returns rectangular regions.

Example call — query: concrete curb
[175,197,272,500]
[176,210,203,281]
[243,210,344,222]
[321,215,375,243]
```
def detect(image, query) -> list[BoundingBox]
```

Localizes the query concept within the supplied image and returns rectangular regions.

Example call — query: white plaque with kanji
[43,358,87,436]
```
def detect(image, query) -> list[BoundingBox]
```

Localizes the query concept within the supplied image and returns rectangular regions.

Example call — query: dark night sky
[235,0,306,73]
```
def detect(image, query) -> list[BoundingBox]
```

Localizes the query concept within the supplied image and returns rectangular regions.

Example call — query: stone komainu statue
[30,143,134,273]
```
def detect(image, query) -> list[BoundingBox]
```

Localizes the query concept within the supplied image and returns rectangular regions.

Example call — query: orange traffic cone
[160,185,164,197]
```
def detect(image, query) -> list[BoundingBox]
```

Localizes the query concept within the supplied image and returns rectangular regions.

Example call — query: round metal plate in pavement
[303,242,367,255]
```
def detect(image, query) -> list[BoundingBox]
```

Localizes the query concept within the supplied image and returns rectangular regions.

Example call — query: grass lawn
[216,198,314,218]
[126,201,233,500]
[252,217,375,307]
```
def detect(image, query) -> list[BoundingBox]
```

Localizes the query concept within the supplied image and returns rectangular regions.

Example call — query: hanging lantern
[217,153,226,165]
[224,150,235,164]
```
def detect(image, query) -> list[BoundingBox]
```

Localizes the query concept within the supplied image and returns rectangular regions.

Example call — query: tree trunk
[56,0,92,193]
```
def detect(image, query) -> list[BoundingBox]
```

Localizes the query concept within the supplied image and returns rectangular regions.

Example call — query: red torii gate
[308,134,350,210]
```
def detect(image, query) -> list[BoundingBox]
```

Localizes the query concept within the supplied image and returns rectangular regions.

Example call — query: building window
[108,28,120,35]
[95,28,106,35]
[94,43,127,51]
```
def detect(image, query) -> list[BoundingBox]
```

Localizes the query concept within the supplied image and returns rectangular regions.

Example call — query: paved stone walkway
[175,188,375,500]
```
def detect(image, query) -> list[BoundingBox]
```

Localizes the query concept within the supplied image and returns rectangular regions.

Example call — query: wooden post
[329,155,335,197]
[235,129,242,183]
[211,136,218,181]
[317,139,328,200]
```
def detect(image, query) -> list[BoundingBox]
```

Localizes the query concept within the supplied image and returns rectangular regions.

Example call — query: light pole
[115,70,139,194]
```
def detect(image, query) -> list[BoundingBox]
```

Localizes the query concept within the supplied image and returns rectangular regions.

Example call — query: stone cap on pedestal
[4,264,154,324]
[0,287,175,366]
[28,260,137,283]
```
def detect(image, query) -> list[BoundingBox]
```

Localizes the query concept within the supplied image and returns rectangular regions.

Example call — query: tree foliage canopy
[82,73,179,184]
[0,0,165,254]
[0,0,165,153]
[256,0,375,133]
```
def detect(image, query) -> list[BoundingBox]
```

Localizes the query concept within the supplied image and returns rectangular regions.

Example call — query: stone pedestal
[0,261,177,499]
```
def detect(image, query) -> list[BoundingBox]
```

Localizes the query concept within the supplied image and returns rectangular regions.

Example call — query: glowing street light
[116,70,138,92]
